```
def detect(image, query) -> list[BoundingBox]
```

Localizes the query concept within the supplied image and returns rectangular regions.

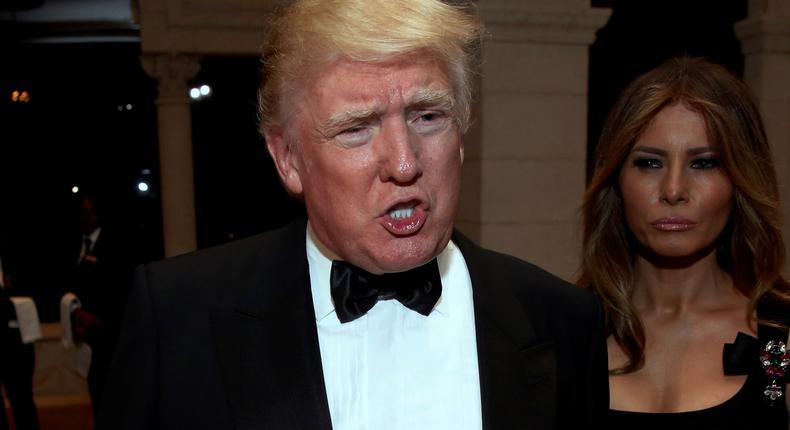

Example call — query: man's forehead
[327,85,453,111]
[310,59,451,106]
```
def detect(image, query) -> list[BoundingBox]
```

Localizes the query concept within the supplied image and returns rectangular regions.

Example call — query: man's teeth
[389,207,414,220]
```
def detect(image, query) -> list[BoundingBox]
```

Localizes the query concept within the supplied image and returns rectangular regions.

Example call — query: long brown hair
[578,56,790,373]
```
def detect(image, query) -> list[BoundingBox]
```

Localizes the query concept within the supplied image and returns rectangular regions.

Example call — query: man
[67,194,135,415]
[97,1,607,429]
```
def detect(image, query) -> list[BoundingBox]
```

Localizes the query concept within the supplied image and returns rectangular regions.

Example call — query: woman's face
[618,103,734,260]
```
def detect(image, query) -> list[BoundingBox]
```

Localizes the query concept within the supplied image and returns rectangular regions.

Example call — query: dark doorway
[190,56,306,249]
[588,0,748,178]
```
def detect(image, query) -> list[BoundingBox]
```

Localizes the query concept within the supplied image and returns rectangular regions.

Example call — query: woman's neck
[632,249,740,317]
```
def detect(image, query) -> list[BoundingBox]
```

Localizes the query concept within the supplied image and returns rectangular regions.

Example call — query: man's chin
[364,240,449,274]
[370,257,433,274]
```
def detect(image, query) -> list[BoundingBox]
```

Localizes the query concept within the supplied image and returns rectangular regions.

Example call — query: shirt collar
[85,227,102,243]
[305,224,454,322]
[306,224,339,321]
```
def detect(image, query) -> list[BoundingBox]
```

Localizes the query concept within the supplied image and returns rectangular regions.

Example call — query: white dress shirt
[78,227,102,264]
[306,225,483,430]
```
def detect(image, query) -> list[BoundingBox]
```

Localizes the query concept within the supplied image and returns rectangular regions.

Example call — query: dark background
[0,0,747,320]
[588,0,747,174]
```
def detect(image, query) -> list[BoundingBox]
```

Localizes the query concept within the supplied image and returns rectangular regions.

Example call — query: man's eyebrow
[321,106,380,135]
[318,89,455,137]
[407,88,455,110]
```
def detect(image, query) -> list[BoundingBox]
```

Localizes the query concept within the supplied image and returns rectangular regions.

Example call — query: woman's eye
[690,158,720,170]
[633,158,662,169]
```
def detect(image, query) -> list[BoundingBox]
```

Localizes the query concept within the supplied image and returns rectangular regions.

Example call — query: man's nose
[378,120,422,183]
[660,166,689,205]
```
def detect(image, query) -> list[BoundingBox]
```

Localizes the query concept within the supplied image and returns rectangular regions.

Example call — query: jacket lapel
[454,231,557,430]
[210,221,333,430]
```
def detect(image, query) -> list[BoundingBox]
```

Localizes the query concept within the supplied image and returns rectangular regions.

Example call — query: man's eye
[633,158,661,169]
[690,158,720,170]
[334,125,373,147]
[419,112,440,122]
[411,111,450,134]
[340,126,365,135]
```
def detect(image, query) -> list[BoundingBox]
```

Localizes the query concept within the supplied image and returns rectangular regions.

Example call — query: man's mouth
[389,206,415,220]
[381,201,426,236]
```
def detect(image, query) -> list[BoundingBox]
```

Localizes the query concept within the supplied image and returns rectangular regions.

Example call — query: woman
[579,56,790,428]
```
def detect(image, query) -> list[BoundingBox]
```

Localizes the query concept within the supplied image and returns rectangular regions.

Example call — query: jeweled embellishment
[760,340,790,405]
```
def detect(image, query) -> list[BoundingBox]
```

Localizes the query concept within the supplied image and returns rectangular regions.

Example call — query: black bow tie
[330,259,442,323]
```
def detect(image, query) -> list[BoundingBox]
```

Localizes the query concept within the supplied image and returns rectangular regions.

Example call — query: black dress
[607,301,789,429]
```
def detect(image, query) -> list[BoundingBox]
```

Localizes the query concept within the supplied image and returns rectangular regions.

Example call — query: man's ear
[265,128,304,195]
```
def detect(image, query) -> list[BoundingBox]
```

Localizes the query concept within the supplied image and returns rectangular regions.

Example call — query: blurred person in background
[64,194,136,416]
[0,235,40,430]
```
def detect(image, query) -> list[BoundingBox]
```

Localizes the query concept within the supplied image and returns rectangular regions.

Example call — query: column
[141,54,201,257]
[457,0,610,279]
[736,1,790,240]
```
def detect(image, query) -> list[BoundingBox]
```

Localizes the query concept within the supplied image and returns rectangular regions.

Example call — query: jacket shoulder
[453,230,599,319]
[140,220,306,299]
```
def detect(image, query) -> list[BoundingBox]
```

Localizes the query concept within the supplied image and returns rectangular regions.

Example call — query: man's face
[79,198,99,234]
[267,55,464,274]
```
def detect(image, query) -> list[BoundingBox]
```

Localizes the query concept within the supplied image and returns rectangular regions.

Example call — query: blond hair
[258,0,483,134]
[579,57,790,373]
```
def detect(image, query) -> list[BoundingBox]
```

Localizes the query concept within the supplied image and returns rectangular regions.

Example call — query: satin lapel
[453,231,558,430]
[210,221,333,430]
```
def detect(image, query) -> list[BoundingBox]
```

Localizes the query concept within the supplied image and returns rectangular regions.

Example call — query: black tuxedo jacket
[69,227,137,327]
[68,227,136,383]
[97,219,607,429]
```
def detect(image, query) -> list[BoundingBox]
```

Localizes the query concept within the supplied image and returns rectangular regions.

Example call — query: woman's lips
[380,203,426,236]
[650,217,697,232]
